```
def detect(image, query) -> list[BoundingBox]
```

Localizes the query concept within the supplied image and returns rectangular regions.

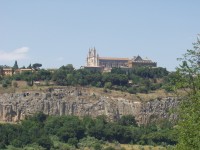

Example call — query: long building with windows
[85,47,157,71]
[0,67,33,76]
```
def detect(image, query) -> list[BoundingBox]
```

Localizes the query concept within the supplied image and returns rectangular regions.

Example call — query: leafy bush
[36,136,53,150]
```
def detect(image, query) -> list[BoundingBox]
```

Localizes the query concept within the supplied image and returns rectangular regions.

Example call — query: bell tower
[86,47,98,66]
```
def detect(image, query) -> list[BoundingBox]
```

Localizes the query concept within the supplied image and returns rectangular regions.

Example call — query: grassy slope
[0,81,174,102]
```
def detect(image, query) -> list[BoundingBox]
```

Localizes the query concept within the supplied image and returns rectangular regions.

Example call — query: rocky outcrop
[0,87,178,124]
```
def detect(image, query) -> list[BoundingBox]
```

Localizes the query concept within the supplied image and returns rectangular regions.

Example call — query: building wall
[2,68,13,76]
[0,68,33,76]
[99,59,129,68]
[132,62,157,67]
[14,69,33,74]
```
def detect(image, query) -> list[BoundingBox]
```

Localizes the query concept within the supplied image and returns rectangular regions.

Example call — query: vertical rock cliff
[0,87,178,124]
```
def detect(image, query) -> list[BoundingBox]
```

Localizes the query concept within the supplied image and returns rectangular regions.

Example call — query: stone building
[14,68,33,74]
[0,67,33,76]
[131,56,157,67]
[2,68,13,76]
[85,48,157,70]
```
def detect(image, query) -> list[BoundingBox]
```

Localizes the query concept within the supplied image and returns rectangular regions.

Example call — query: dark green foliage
[118,115,138,127]
[103,123,132,143]
[52,69,68,85]
[78,136,104,149]
[13,60,19,70]
[8,63,170,93]
[45,115,85,143]
[166,36,200,149]
[11,139,24,148]
[12,70,34,86]
[34,69,52,81]
[129,67,168,78]
[32,63,42,70]
[37,136,53,150]
[88,116,107,140]
[27,64,32,69]
[0,141,6,149]
[0,114,177,149]
[68,137,78,146]
[93,143,103,150]
[127,87,137,94]
[1,78,11,87]
[2,81,8,87]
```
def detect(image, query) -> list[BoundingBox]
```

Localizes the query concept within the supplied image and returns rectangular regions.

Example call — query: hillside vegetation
[0,113,177,150]
[0,66,170,96]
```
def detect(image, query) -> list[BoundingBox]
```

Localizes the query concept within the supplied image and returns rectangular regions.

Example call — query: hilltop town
[0,48,168,95]
[0,48,157,76]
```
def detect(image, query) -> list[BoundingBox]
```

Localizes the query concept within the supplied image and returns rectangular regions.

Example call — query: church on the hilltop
[85,47,157,71]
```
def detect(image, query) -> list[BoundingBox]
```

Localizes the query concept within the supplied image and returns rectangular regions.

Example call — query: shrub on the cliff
[127,87,137,94]
[118,115,138,127]
[2,79,11,88]
[104,82,112,89]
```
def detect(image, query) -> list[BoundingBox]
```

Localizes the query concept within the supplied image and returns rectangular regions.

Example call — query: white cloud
[0,47,29,61]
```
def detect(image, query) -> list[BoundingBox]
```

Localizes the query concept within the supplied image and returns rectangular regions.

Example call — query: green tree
[104,82,112,89]
[172,35,200,150]
[32,63,42,70]
[0,66,3,77]
[65,64,75,73]
[2,78,11,88]
[27,63,32,69]
[34,69,52,81]
[37,136,53,150]
[52,69,67,85]
[13,60,19,70]
[118,115,138,127]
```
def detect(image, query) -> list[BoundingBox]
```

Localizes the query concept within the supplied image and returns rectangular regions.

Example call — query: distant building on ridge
[85,47,157,71]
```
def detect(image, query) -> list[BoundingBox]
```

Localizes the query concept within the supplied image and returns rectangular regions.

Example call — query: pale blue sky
[0,1,200,71]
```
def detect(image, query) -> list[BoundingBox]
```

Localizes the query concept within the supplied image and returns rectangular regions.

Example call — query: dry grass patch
[120,144,166,150]
[85,87,174,102]
[0,85,177,102]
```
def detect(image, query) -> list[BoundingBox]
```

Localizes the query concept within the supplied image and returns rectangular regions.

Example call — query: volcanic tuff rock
[0,87,178,124]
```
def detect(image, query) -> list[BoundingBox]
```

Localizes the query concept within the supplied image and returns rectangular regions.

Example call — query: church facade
[85,48,157,70]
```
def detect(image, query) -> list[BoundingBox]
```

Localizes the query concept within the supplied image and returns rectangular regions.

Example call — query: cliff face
[0,87,178,124]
